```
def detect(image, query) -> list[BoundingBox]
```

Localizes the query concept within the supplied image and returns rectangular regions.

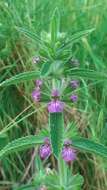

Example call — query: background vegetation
[0,0,107,189]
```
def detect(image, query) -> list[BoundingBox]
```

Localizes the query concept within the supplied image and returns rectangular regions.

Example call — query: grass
[0,0,107,189]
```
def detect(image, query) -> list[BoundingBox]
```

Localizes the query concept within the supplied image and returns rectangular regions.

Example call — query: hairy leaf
[61,28,94,50]
[50,8,60,43]
[49,112,64,158]
[66,68,107,81]
[40,62,52,76]
[72,137,107,158]
[16,27,42,44]
[67,174,84,190]
[0,135,43,159]
[0,71,40,87]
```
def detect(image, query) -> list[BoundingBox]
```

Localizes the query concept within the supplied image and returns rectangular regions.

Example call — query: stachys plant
[1,8,107,190]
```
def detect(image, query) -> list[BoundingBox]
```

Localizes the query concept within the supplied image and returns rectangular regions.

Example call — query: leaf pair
[0,133,107,160]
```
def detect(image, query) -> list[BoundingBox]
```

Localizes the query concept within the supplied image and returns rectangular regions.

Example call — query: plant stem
[58,156,67,190]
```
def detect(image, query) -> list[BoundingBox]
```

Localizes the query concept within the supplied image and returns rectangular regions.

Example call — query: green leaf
[65,68,107,81]
[16,27,42,44]
[45,159,83,190]
[49,112,64,158]
[0,71,40,87]
[67,174,84,190]
[40,62,52,76]
[58,157,83,189]
[45,172,60,189]
[72,137,107,158]
[50,8,60,43]
[70,28,94,43]
[61,28,94,50]
[0,135,43,159]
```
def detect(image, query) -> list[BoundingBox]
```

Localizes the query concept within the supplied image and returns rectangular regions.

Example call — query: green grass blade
[0,135,8,150]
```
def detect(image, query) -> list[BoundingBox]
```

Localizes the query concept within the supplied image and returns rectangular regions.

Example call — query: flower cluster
[31,57,80,112]
[32,79,42,102]
[39,138,76,164]
[47,88,64,113]
[61,140,76,164]
[39,138,52,160]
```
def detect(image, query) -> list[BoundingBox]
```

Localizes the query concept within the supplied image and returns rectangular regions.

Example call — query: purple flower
[70,58,80,67]
[70,95,78,102]
[32,56,40,64]
[62,146,76,163]
[70,80,79,89]
[36,79,43,87]
[62,139,76,163]
[47,100,64,113]
[32,88,41,102]
[62,140,76,163]
[39,138,51,160]
[52,89,60,97]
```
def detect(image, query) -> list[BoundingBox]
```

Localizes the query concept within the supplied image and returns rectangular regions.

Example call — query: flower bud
[70,80,79,89]
[70,95,78,102]
[39,138,51,160]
